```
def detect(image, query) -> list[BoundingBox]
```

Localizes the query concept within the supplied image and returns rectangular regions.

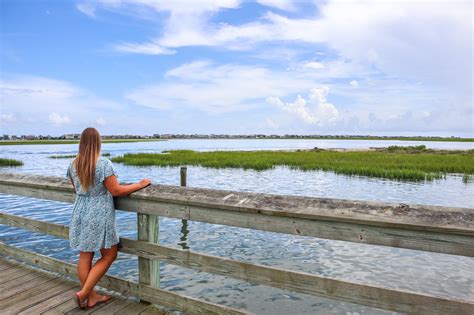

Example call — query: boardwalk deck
[0,257,166,315]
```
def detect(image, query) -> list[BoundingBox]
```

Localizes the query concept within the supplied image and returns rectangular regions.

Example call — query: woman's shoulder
[97,156,114,171]
[98,156,113,164]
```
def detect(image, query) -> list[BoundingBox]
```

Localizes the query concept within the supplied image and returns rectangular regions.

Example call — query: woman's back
[67,157,117,196]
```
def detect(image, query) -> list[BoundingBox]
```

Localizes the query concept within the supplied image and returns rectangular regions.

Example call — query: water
[1,139,473,314]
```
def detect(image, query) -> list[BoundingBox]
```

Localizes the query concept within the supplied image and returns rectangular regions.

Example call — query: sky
[0,0,472,136]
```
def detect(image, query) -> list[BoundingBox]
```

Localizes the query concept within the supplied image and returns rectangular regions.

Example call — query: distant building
[64,134,80,140]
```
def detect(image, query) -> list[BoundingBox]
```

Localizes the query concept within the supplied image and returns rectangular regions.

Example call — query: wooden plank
[0,261,15,271]
[140,305,168,315]
[0,265,36,284]
[43,298,78,315]
[0,270,43,290]
[1,172,472,233]
[0,243,248,315]
[2,206,473,260]
[6,281,76,314]
[0,273,55,300]
[1,172,472,256]
[117,301,150,314]
[0,278,74,312]
[1,214,473,314]
[117,238,474,314]
[42,298,78,315]
[0,268,33,283]
[18,287,78,315]
[89,299,131,314]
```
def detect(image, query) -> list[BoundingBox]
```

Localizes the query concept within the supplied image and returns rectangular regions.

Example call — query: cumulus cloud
[0,75,123,132]
[267,86,339,125]
[48,112,70,125]
[77,0,471,91]
[126,60,315,113]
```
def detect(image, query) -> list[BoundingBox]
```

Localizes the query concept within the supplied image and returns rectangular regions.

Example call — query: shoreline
[1,137,474,146]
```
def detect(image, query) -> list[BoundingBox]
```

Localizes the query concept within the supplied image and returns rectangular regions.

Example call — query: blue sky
[1,0,472,136]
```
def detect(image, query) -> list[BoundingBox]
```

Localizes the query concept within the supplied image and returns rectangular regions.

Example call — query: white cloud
[126,60,315,113]
[114,41,176,55]
[48,112,71,125]
[0,75,123,131]
[267,86,339,125]
[256,0,296,11]
[267,95,316,124]
[76,3,96,18]
[79,0,472,93]
[350,80,358,87]
[304,61,324,70]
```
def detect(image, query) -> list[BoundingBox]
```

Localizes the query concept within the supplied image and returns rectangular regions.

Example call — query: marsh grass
[49,152,111,159]
[112,147,474,182]
[0,158,23,167]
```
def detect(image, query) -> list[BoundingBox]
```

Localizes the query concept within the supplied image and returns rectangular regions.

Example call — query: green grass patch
[0,139,164,146]
[112,148,474,182]
[0,158,23,167]
[49,152,111,159]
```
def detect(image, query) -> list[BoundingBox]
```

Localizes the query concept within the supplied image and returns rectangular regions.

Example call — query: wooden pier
[0,172,473,314]
[0,258,164,314]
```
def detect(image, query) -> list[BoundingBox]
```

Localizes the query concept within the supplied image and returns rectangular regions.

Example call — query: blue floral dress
[67,157,120,252]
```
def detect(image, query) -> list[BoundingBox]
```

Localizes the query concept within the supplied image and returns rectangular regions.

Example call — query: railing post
[179,167,189,250]
[137,211,160,301]
[180,166,187,186]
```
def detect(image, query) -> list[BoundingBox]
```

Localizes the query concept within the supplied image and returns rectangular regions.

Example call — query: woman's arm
[104,175,151,197]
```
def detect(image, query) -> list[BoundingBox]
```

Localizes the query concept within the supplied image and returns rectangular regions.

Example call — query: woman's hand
[139,178,151,188]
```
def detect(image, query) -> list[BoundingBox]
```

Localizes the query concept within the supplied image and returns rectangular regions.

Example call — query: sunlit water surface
[1,139,473,314]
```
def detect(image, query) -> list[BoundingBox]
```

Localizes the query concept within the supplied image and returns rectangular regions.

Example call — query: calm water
[1,139,473,314]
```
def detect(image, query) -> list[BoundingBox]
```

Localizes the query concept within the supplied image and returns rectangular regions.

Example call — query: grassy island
[49,152,111,159]
[0,158,23,167]
[111,146,474,182]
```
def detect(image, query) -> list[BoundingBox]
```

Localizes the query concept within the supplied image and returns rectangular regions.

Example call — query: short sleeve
[102,159,118,181]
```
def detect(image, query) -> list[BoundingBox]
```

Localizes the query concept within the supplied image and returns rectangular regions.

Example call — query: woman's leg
[76,245,118,301]
[77,251,94,287]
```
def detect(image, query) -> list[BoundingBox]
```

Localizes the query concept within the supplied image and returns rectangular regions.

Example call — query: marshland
[111,145,474,182]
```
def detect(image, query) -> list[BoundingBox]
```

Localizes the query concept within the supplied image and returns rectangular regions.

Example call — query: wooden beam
[1,213,473,314]
[0,242,247,315]
[0,173,472,257]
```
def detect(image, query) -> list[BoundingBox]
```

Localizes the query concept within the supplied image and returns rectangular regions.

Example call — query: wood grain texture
[1,211,474,314]
[0,173,472,256]
[0,243,248,315]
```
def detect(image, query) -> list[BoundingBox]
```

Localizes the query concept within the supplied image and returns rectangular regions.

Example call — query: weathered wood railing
[0,173,473,314]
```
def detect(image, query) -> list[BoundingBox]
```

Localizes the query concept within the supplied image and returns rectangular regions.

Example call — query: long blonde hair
[75,127,101,191]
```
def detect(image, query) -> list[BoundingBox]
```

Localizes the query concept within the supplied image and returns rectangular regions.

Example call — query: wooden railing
[0,172,473,314]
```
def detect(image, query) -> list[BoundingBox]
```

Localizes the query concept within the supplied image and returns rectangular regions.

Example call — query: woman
[67,127,150,309]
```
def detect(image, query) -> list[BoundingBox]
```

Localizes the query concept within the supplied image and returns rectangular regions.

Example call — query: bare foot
[87,292,112,308]
[74,291,88,309]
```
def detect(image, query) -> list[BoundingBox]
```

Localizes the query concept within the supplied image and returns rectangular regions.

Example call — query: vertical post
[180,166,187,186]
[137,211,160,301]
[137,213,150,286]
[179,167,189,250]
